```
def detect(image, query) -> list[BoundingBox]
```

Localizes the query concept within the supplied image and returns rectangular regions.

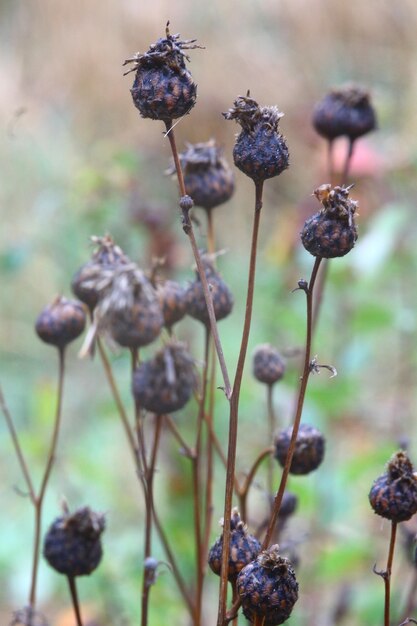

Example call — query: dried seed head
[313,84,377,142]
[274,423,325,475]
[71,235,129,312]
[124,23,201,121]
[369,451,417,522]
[157,280,187,331]
[185,257,233,326]
[237,544,298,625]
[224,92,289,183]
[301,184,358,258]
[132,341,197,414]
[35,296,86,348]
[208,507,261,582]
[253,344,286,385]
[168,139,235,210]
[43,507,105,577]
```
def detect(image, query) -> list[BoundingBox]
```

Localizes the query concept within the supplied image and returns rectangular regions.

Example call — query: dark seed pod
[253,344,286,385]
[301,184,358,258]
[313,85,377,142]
[237,544,298,625]
[132,341,197,414]
[369,451,417,523]
[274,423,325,475]
[35,296,86,348]
[43,507,105,577]
[169,139,235,210]
[71,235,129,312]
[185,257,233,326]
[208,508,261,582]
[223,92,289,184]
[157,280,187,331]
[124,23,201,122]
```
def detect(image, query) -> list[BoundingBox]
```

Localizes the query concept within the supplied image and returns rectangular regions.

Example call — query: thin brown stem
[0,383,36,502]
[266,384,275,499]
[67,576,84,626]
[165,414,194,458]
[261,256,322,550]
[203,338,217,559]
[327,139,335,186]
[238,447,274,523]
[141,414,163,626]
[341,138,355,186]
[29,347,66,610]
[217,181,264,626]
[384,521,398,626]
[164,119,231,398]
[206,209,216,256]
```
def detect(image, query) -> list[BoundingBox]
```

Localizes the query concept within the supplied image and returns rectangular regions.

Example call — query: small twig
[238,447,274,522]
[266,384,275,500]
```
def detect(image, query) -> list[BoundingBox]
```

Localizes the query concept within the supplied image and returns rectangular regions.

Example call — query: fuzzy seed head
[208,508,261,582]
[237,544,298,625]
[275,424,325,475]
[124,23,201,121]
[157,280,187,330]
[313,84,377,141]
[43,507,105,577]
[132,341,197,414]
[369,451,417,522]
[253,344,286,385]
[35,296,86,348]
[224,93,289,183]
[185,257,233,326]
[301,184,358,258]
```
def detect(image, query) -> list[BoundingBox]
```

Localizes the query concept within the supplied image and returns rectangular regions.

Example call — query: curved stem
[261,257,322,549]
[217,181,264,626]
[67,576,84,626]
[29,347,66,610]
[164,119,231,398]
[0,383,36,503]
[238,447,274,522]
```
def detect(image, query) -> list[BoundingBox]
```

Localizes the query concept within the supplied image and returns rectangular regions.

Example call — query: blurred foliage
[2,1,417,625]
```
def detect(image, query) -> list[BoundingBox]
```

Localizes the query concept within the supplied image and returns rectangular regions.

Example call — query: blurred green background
[2,1,417,624]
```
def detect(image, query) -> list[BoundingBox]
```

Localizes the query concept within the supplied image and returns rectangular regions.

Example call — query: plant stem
[203,339,217,559]
[327,139,334,186]
[217,181,264,626]
[238,447,274,523]
[141,413,163,626]
[0,383,36,503]
[67,576,84,626]
[164,119,231,398]
[384,521,398,626]
[29,346,66,611]
[207,209,215,256]
[266,384,275,500]
[341,138,355,186]
[261,256,322,549]
[401,569,417,624]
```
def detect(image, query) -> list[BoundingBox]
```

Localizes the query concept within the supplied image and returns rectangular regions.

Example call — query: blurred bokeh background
[2,0,417,624]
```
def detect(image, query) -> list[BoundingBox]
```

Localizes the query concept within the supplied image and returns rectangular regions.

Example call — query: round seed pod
[108,274,163,349]
[172,140,235,210]
[274,423,325,475]
[71,235,129,312]
[253,344,286,386]
[223,93,289,184]
[124,24,200,122]
[237,544,298,626]
[43,507,105,577]
[301,184,358,259]
[35,296,86,348]
[208,508,261,582]
[185,258,233,326]
[369,451,417,523]
[132,341,196,414]
[313,85,376,142]
[157,280,187,331]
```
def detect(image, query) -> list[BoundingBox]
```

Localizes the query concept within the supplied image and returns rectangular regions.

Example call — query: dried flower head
[168,139,235,210]
[313,84,377,141]
[224,92,289,183]
[253,344,286,385]
[208,507,261,582]
[35,296,86,349]
[369,451,417,523]
[124,22,202,121]
[301,184,358,258]
[132,341,197,414]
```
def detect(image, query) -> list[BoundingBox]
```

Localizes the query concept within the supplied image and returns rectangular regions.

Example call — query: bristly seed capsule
[223,92,289,184]
[369,450,417,523]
